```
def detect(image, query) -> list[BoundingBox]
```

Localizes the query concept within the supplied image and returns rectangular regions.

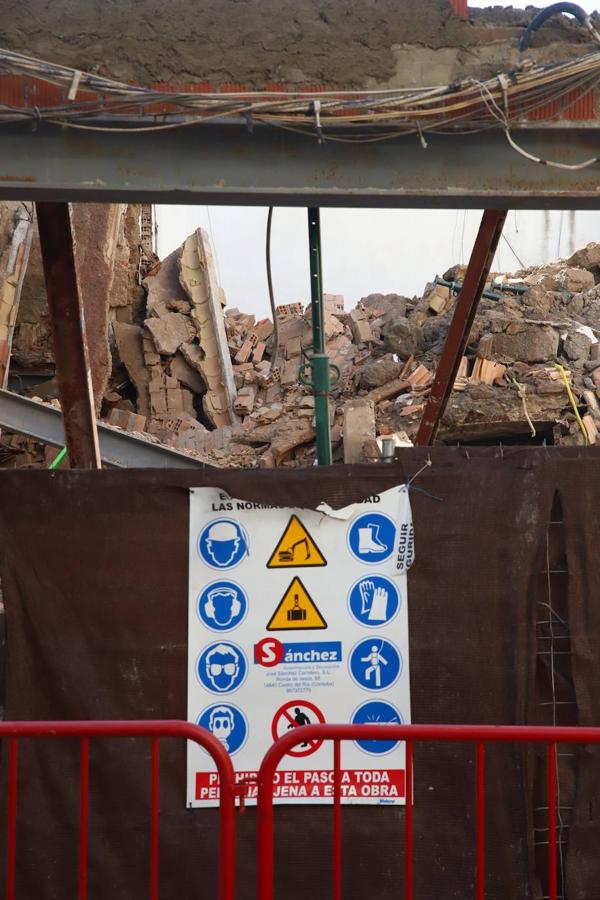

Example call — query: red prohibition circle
[255,637,285,668]
[271,699,326,757]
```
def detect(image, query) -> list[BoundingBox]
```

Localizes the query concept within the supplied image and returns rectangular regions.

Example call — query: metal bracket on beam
[416,209,508,446]
[36,202,101,469]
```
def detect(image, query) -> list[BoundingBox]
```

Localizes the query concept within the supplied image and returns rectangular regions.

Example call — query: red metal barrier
[256,723,600,900]
[0,720,236,900]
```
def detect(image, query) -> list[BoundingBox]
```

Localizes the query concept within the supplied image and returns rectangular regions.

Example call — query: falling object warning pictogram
[266,515,327,568]
[266,577,327,631]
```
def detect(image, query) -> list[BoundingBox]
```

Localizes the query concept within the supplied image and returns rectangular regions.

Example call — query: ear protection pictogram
[206,587,241,625]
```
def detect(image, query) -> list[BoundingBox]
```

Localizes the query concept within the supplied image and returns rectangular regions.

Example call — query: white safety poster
[187,485,414,807]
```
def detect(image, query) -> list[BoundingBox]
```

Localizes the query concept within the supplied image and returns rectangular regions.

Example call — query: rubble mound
[5,222,600,469]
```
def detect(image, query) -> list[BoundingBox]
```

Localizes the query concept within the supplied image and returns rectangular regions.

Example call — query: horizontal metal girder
[0,388,207,469]
[0,123,600,207]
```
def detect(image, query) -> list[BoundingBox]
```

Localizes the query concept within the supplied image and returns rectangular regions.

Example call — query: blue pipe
[519,2,594,51]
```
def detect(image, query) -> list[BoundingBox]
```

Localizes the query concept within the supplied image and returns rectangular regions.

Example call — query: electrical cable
[501,232,526,269]
[556,363,589,443]
[505,126,600,170]
[1,39,600,177]
[265,206,280,365]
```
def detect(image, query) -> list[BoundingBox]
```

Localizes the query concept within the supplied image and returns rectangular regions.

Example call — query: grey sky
[156,0,600,318]
[157,208,599,318]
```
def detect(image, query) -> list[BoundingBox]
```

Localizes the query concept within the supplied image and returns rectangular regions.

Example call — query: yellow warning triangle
[266,577,327,630]
[267,515,327,569]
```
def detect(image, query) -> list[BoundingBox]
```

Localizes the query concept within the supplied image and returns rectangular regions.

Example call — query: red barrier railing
[256,723,600,900]
[0,720,236,900]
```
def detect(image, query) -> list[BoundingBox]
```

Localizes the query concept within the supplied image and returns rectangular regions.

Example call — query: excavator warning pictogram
[266,515,327,568]
[266,577,327,631]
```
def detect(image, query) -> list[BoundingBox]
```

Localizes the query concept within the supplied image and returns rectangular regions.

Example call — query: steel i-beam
[36,202,101,469]
[416,209,507,446]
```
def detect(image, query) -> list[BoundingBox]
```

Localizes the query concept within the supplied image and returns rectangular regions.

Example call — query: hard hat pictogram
[198,518,249,570]
[266,515,327,568]
[266,577,327,631]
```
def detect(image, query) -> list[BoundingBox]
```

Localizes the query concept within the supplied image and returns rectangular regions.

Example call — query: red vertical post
[333,740,342,900]
[451,0,468,17]
[405,741,413,900]
[476,742,485,900]
[218,767,236,900]
[257,776,274,900]
[6,738,17,900]
[416,210,507,445]
[79,737,89,900]
[548,743,558,900]
[151,738,160,900]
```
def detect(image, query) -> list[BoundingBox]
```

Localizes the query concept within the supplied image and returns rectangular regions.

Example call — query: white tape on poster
[187,484,413,807]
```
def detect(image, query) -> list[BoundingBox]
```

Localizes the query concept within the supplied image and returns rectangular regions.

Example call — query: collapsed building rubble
[4,207,600,469]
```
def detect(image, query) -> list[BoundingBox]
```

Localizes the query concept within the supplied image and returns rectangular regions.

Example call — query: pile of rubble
[101,232,600,465]
[5,215,600,469]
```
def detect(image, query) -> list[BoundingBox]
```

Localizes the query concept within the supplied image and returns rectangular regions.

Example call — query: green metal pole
[307,208,332,466]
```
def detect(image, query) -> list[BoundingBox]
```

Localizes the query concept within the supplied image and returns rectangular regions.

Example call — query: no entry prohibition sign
[271,699,325,757]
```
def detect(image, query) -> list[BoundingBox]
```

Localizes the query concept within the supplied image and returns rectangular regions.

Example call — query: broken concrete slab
[343,398,376,464]
[144,312,194,356]
[169,351,207,395]
[144,247,191,319]
[179,228,236,428]
[486,324,559,364]
[0,204,33,390]
[359,354,403,389]
[383,314,422,359]
[112,321,150,418]
[71,203,129,412]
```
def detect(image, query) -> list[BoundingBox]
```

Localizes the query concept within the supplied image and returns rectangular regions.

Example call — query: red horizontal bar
[261,723,600,766]
[0,720,225,740]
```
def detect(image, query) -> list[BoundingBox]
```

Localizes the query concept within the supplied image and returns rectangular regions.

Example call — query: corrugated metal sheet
[564,87,597,120]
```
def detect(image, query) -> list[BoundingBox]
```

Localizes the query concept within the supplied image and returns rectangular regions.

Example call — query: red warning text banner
[196,769,405,801]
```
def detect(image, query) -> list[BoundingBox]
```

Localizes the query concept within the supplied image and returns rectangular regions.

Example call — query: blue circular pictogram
[197,580,248,632]
[196,641,248,694]
[347,575,401,627]
[197,703,248,756]
[347,512,396,565]
[351,700,404,755]
[348,637,402,692]
[198,518,249,570]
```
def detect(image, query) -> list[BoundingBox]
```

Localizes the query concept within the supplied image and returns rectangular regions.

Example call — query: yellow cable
[555,363,589,444]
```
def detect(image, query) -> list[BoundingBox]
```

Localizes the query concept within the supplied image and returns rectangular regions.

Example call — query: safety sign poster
[187,485,413,807]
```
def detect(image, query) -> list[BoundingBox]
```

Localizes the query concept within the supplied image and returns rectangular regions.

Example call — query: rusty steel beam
[1,124,600,208]
[36,202,101,469]
[416,209,507,446]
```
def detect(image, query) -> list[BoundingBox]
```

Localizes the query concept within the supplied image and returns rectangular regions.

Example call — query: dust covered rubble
[7,233,600,470]
[97,235,600,467]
